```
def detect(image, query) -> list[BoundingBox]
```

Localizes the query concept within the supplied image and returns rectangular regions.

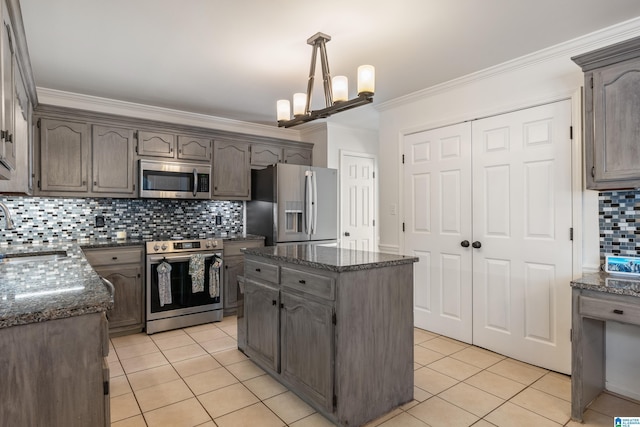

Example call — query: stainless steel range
[145,238,223,334]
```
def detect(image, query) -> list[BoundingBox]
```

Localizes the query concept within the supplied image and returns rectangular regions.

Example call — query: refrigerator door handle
[305,170,313,235]
[312,171,318,235]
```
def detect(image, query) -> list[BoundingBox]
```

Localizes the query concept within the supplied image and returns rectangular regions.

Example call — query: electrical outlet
[95,215,105,228]
[215,215,222,225]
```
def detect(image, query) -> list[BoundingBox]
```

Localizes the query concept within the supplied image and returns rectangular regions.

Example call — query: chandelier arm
[305,43,319,115]
[317,40,333,108]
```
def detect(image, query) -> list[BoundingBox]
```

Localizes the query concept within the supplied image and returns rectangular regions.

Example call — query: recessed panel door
[403,123,473,343]
[471,100,573,374]
[340,153,376,252]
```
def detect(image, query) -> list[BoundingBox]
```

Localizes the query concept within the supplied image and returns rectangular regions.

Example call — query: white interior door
[471,100,573,374]
[403,123,473,343]
[340,152,376,252]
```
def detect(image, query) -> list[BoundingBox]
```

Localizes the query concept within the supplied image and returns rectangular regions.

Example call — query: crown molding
[36,87,302,141]
[377,17,640,112]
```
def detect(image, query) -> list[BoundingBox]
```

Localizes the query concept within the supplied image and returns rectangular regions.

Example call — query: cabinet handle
[272,300,276,306]
[112,257,118,260]
[299,279,306,284]
[591,166,595,178]
[94,181,97,186]
[613,309,624,315]
[255,268,261,272]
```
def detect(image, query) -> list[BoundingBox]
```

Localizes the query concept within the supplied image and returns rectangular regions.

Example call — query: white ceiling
[19,0,640,128]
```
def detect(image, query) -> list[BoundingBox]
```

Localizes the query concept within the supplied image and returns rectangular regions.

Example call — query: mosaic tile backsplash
[0,196,243,245]
[600,190,640,258]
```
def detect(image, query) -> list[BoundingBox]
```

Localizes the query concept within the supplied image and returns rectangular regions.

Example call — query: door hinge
[402,222,405,232]
[570,328,572,342]
[133,131,138,139]
[372,171,375,178]
[373,219,375,226]
[103,381,110,396]
[37,118,41,128]
[569,227,574,241]
[569,126,573,140]
[332,312,337,325]
[590,76,593,89]
[402,154,405,164]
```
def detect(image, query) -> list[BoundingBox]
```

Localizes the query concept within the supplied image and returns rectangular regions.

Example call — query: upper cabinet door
[92,125,136,194]
[137,130,175,158]
[212,140,250,199]
[251,143,282,167]
[283,147,312,166]
[177,135,211,162]
[0,13,15,171]
[39,118,89,192]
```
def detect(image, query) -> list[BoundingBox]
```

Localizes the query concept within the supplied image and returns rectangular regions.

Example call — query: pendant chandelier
[276,32,375,128]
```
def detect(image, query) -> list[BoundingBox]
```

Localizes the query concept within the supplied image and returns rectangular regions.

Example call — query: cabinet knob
[613,309,624,315]
[299,279,306,284]
[112,257,118,260]
[255,268,261,272]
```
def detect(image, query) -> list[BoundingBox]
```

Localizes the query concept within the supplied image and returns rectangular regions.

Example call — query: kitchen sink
[0,250,68,264]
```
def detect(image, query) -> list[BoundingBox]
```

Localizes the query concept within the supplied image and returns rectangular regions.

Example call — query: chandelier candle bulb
[332,76,348,103]
[357,65,375,96]
[277,99,291,121]
[293,93,307,116]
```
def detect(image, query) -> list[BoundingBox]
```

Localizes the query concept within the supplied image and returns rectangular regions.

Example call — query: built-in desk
[571,273,640,421]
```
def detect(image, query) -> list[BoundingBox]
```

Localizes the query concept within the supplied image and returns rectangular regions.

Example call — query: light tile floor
[109,316,640,426]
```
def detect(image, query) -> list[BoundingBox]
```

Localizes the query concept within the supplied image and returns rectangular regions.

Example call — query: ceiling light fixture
[277,32,375,128]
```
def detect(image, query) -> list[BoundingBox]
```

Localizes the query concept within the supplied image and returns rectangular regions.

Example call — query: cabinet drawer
[84,247,143,267]
[224,240,264,257]
[580,295,640,325]
[281,267,335,300]
[245,259,279,283]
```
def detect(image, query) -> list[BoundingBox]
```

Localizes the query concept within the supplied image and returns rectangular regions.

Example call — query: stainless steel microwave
[139,159,211,199]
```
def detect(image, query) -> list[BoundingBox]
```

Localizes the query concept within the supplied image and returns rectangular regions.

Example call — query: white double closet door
[404,100,573,374]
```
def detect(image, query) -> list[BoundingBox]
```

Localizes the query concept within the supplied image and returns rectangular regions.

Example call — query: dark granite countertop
[571,272,640,298]
[243,244,418,272]
[76,233,264,249]
[0,243,113,329]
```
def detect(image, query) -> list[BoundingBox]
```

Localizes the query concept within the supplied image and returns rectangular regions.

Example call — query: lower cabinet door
[280,291,334,412]
[223,255,243,313]
[97,265,143,332]
[245,278,279,371]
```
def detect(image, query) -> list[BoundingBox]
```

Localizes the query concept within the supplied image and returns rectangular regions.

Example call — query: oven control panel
[146,239,222,254]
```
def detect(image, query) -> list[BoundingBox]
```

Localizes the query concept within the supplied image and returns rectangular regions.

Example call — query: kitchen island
[0,243,113,426]
[570,272,640,421]
[242,244,418,427]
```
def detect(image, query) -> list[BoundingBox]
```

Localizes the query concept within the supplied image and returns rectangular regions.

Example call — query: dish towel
[209,256,222,299]
[157,261,172,307]
[189,254,205,293]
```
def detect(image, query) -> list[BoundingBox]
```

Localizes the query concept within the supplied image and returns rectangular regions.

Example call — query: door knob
[344,232,350,236]
[460,240,470,248]
[472,241,482,249]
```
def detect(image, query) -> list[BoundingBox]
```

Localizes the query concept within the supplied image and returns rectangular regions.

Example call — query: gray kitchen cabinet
[177,135,211,161]
[92,125,136,195]
[250,142,282,167]
[0,311,110,426]
[280,291,334,412]
[283,147,312,165]
[212,139,250,199]
[572,36,640,189]
[84,246,144,336]
[244,277,280,371]
[0,3,15,174]
[38,118,89,192]
[136,130,175,158]
[223,238,264,315]
[243,250,414,426]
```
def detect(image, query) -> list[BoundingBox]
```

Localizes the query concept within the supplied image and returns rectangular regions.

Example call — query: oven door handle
[148,253,219,263]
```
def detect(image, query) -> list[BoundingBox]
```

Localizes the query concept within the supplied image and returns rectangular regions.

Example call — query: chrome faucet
[0,202,14,230]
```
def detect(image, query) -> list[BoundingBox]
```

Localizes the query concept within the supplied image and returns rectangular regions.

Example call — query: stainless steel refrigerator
[246,164,337,246]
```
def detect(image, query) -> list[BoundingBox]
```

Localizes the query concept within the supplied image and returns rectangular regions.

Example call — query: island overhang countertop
[242,244,419,272]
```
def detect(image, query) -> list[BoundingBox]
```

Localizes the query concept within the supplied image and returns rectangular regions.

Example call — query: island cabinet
[242,246,417,426]
[84,246,144,336]
[572,36,640,190]
[222,238,264,315]
[0,312,110,426]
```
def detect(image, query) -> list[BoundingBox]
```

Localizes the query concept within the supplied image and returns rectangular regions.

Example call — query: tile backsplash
[0,196,243,245]
[599,190,640,258]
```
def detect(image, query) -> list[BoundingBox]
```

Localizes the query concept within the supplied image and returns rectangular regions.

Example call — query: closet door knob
[460,240,470,248]
[472,241,482,249]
